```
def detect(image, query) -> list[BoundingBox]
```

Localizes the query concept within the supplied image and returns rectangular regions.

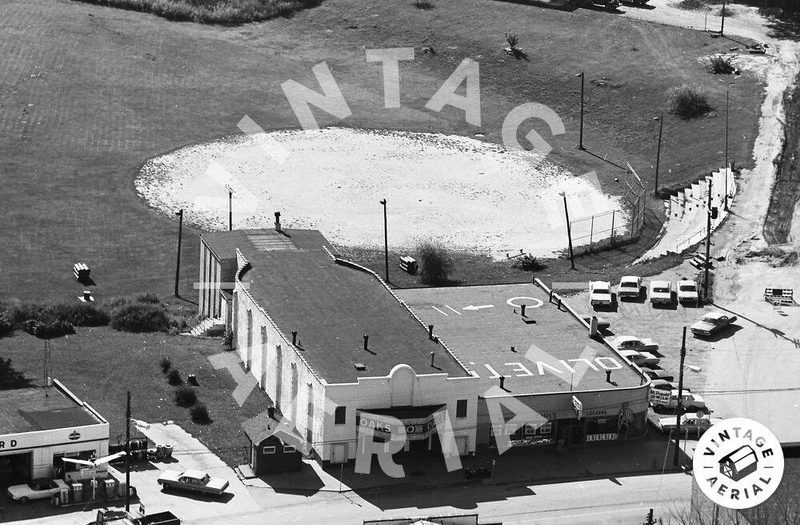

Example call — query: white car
[649,280,672,306]
[617,276,642,300]
[677,279,699,306]
[618,349,660,366]
[7,479,68,502]
[610,335,659,353]
[589,281,613,308]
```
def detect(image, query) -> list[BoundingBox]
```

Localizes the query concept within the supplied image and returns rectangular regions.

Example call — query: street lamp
[225,185,233,231]
[380,199,389,283]
[174,209,183,297]
[673,327,687,468]
[654,115,664,197]
[703,178,713,302]
[559,192,575,270]
[576,72,585,150]
[724,89,729,210]
[720,0,727,36]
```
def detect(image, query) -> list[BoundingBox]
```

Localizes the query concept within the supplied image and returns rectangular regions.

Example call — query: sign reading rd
[0,440,18,449]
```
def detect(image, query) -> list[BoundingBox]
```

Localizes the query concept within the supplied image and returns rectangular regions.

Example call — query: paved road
[9,472,690,525]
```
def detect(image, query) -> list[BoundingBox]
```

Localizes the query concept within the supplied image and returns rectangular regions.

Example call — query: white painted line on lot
[432,306,448,316]
[506,297,544,309]
[445,305,462,315]
[463,304,494,311]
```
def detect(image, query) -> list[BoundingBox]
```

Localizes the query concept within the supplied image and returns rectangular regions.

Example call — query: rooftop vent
[354,363,367,371]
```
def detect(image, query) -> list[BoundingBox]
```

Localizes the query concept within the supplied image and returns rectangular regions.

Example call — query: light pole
[724,89,729,210]
[654,115,664,196]
[673,327,687,467]
[720,0,726,36]
[380,199,389,282]
[576,72,585,150]
[703,178,713,302]
[125,391,131,512]
[174,209,183,297]
[226,185,233,231]
[560,192,575,270]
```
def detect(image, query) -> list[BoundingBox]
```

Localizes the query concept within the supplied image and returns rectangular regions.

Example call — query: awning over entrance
[357,405,446,442]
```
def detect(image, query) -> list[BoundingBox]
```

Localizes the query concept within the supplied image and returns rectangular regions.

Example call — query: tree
[416,242,454,285]
[0,357,31,390]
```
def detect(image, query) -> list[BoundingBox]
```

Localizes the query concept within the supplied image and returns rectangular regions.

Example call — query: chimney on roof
[267,405,275,419]
[428,324,434,340]
[292,331,297,346]
[274,211,282,232]
[521,304,526,317]
[499,376,506,390]
[363,334,369,351]
[430,351,434,367]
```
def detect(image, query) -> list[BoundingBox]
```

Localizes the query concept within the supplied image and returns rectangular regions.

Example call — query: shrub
[511,254,547,272]
[666,84,711,119]
[52,302,110,327]
[21,319,75,339]
[416,242,453,285]
[3,301,44,326]
[174,386,197,407]
[135,293,160,304]
[110,303,169,333]
[505,31,519,50]
[708,55,735,75]
[160,357,172,374]
[190,403,211,424]
[0,357,31,390]
[222,328,234,348]
[0,314,13,337]
[676,0,706,10]
[167,369,183,386]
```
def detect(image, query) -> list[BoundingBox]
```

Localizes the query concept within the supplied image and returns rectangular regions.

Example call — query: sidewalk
[243,434,687,495]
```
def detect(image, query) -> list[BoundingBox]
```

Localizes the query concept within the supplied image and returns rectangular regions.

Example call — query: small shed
[242,412,306,475]
[719,444,758,482]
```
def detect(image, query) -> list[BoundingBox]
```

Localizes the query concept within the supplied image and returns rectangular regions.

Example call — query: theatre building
[0,380,109,484]
[198,222,649,466]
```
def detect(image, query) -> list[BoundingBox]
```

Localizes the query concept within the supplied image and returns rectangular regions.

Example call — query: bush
[190,403,211,424]
[110,303,170,333]
[0,357,31,390]
[21,319,75,339]
[3,301,44,326]
[416,242,453,285]
[52,302,110,327]
[708,55,735,75]
[135,293,160,304]
[0,314,13,337]
[511,254,546,272]
[167,369,183,386]
[666,84,711,119]
[222,328,234,348]
[174,386,197,407]
[160,357,172,374]
[676,0,706,10]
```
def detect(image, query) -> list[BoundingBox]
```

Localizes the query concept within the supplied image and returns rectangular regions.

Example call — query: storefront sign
[509,435,554,447]
[0,439,18,449]
[358,410,446,441]
[586,433,617,442]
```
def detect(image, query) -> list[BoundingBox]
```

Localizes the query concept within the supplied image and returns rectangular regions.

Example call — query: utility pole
[724,90,730,210]
[226,185,233,231]
[576,72,585,150]
[720,0,727,36]
[704,177,713,302]
[654,115,663,196]
[560,192,575,270]
[125,391,131,512]
[673,327,687,467]
[174,209,183,297]
[380,199,389,283]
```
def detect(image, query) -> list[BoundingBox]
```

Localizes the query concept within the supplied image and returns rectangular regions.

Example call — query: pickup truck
[649,389,706,412]
[157,470,229,496]
[589,281,613,308]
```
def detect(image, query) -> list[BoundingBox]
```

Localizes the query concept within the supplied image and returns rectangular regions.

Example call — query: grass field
[0,0,764,305]
[0,327,268,467]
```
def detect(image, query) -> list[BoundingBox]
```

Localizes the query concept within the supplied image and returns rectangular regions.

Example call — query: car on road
[7,479,69,502]
[589,281,613,308]
[656,413,722,437]
[617,276,642,300]
[649,280,673,306]
[157,469,229,496]
[610,335,659,354]
[691,311,738,337]
[677,280,700,306]
[641,365,675,383]
[618,349,660,367]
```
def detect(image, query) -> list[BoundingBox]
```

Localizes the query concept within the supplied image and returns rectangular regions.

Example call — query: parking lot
[564,265,800,445]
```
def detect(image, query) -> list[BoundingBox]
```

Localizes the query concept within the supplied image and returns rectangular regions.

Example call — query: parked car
[650,389,706,412]
[649,280,673,306]
[617,276,642,300]
[677,280,700,306]
[157,469,229,496]
[618,349,660,366]
[7,479,68,502]
[641,365,675,383]
[691,311,738,337]
[589,281,613,308]
[610,335,659,353]
[648,378,677,391]
[656,413,722,437]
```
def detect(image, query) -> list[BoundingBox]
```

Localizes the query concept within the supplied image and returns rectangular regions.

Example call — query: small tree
[190,403,211,424]
[167,368,183,386]
[160,357,172,374]
[666,84,711,119]
[417,242,453,285]
[174,386,197,407]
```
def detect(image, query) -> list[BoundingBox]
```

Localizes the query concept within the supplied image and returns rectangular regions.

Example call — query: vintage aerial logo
[693,417,784,510]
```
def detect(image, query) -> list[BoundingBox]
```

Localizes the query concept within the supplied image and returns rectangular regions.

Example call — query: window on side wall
[334,406,346,425]
[456,399,468,419]
[263,446,276,454]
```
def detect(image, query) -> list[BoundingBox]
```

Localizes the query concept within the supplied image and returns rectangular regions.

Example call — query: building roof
[201,229,328,261]
[216,229,469,384]
[241,412,307,451]
[396,283,645,395]
[0,383,105,435]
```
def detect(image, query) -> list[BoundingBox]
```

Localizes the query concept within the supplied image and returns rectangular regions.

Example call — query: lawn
[0,0,763,307]
[0,327,269,467]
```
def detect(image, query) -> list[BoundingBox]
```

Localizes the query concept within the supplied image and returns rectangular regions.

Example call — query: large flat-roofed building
[397,284,649,450]
[198,224,650,465]
[200,225,478,465]
[0,380,109,483]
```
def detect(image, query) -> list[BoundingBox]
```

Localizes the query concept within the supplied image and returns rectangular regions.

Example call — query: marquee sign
[358,409,447,442]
